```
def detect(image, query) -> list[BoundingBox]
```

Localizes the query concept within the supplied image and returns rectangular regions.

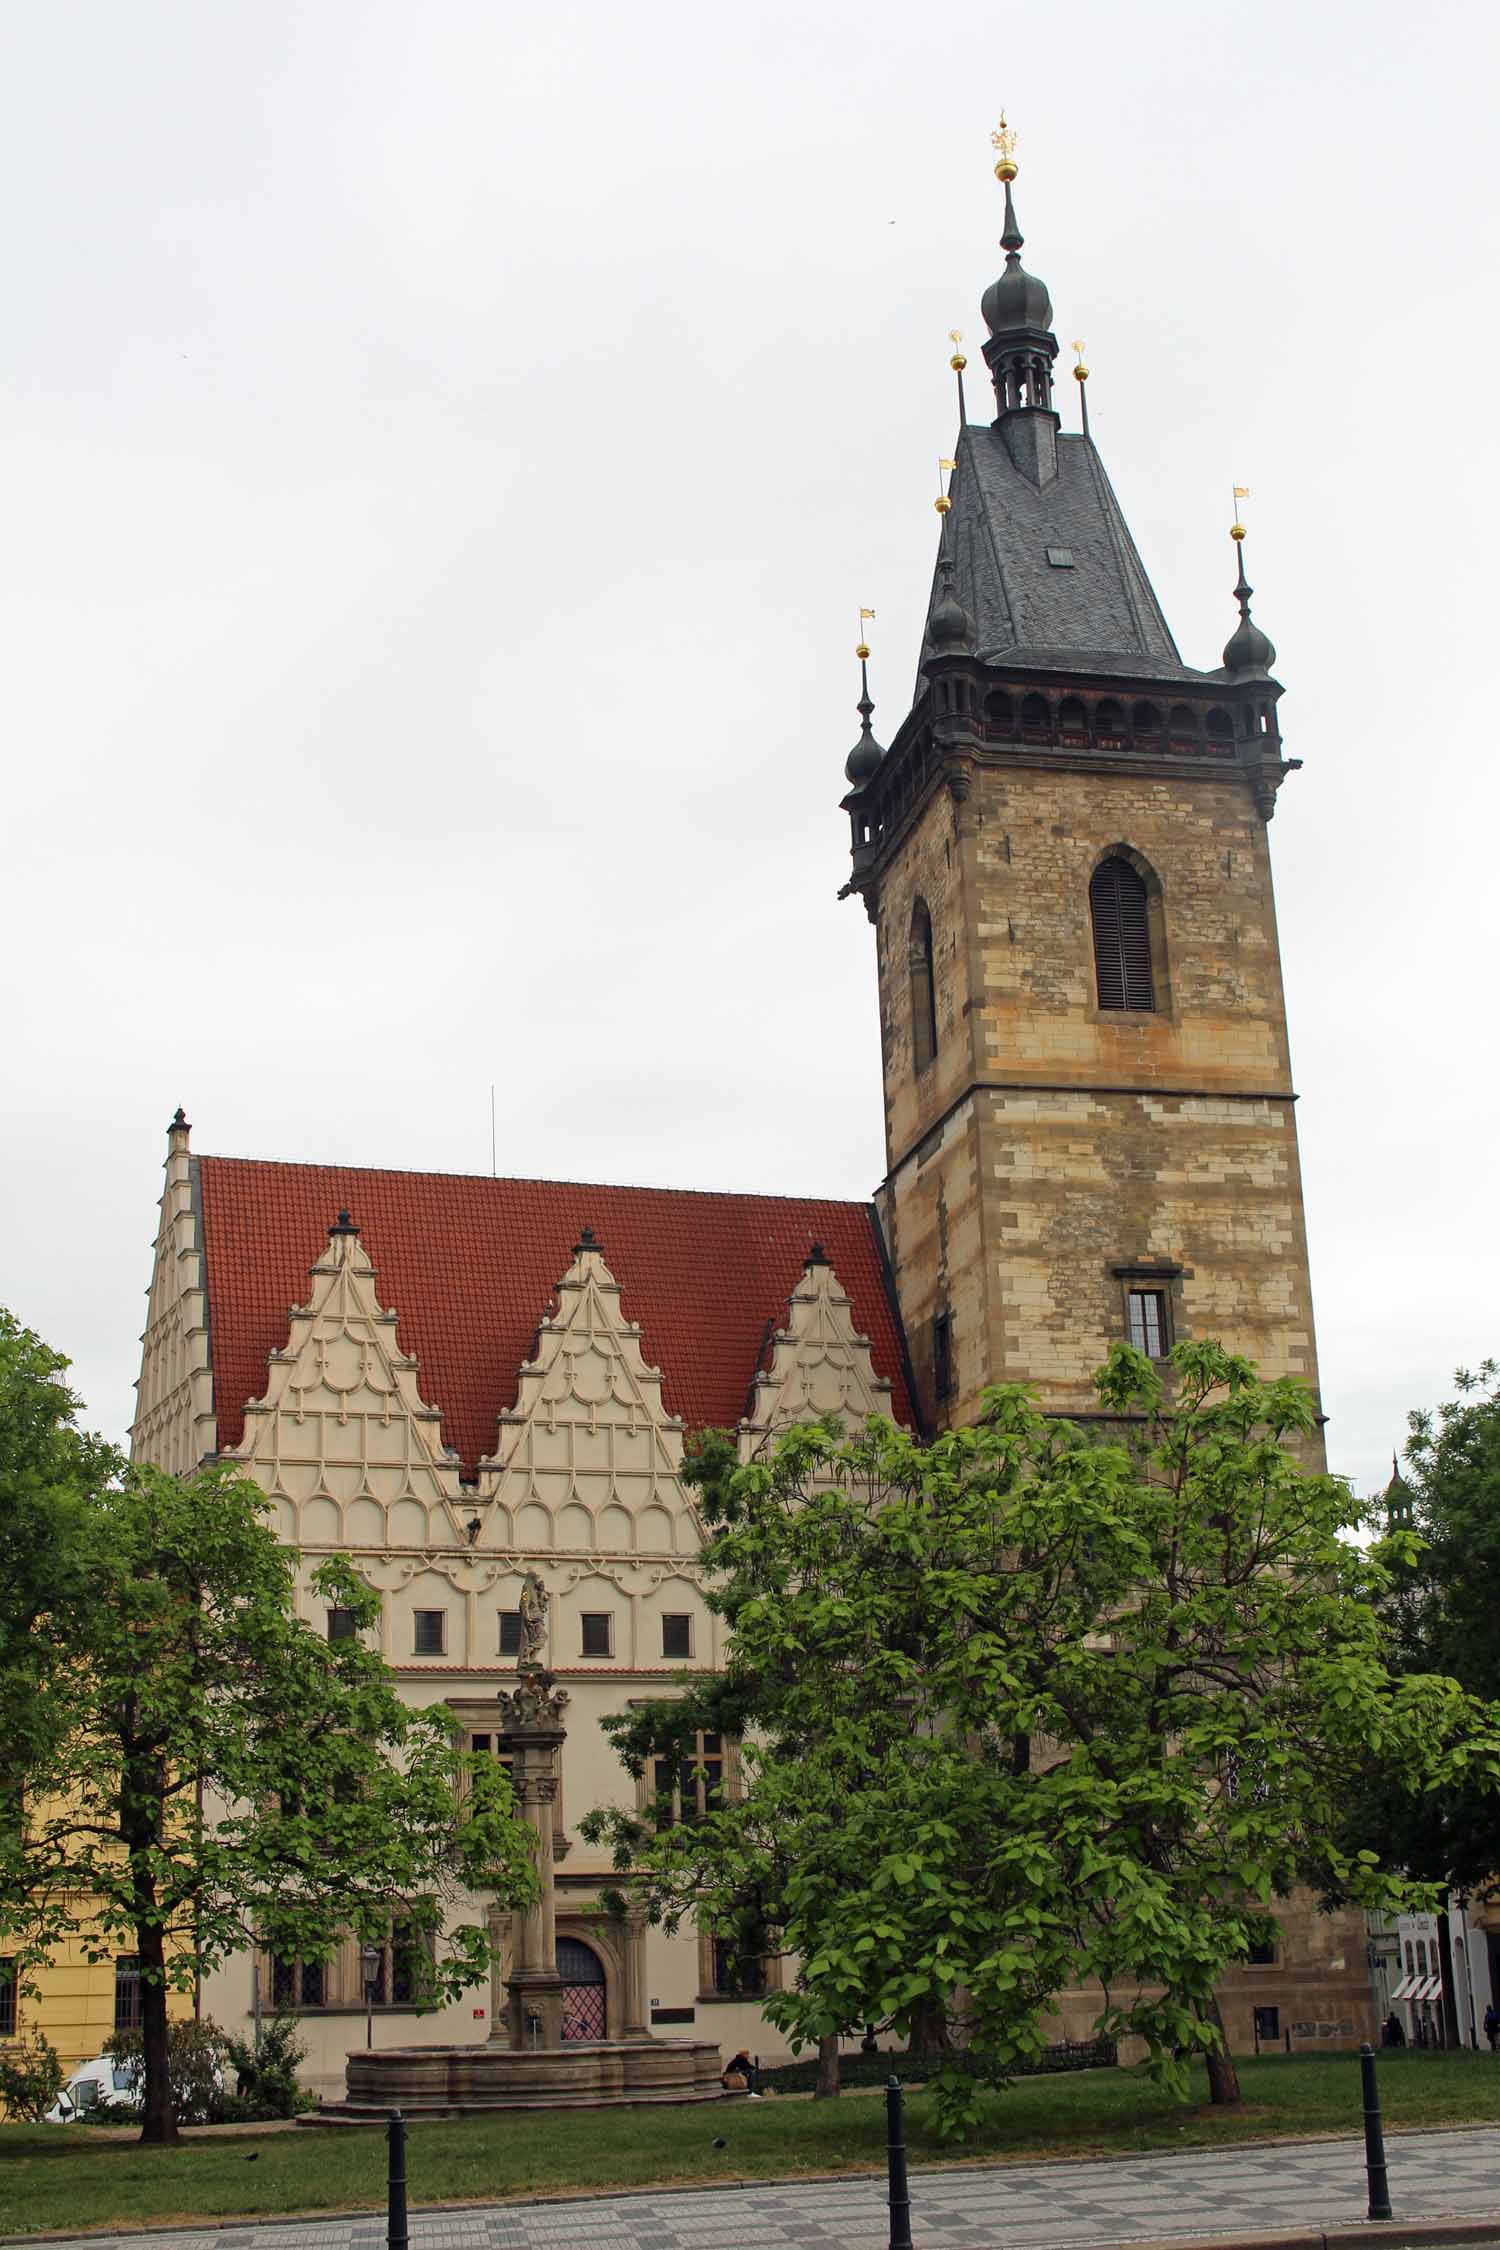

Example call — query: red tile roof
[195,1156,912,1474]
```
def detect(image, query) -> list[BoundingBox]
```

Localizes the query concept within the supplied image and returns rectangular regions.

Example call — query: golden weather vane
[1231,483,1250,540]
[991,112,1018,182]
[948,327,966,372]
[935,458,956,515]
[856,607,875,658]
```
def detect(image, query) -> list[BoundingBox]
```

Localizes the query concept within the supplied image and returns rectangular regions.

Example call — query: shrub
[104,2018,230,2125]
[0,2032,66,2121]
[223,2014,312,2119]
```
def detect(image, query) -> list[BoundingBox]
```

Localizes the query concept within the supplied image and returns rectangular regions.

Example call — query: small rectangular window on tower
[1046,546,1075,568]
[1126,1288,1169,1359]
[932,1310,954,1400]
[580,1612,613,1658]
[412,1609,446,1657]
[498,1609,523,1658]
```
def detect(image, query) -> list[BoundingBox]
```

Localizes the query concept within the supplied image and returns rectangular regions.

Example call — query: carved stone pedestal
[496,1665,570,2051]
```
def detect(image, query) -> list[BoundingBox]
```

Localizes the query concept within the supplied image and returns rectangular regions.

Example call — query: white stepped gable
[228,1218,468,1547]
[477,1234,698,1558]
[738,1249,896,1456]
[131,1113,216,1476]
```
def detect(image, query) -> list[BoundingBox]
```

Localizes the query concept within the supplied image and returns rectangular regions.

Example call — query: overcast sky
[3,0,1495,1500]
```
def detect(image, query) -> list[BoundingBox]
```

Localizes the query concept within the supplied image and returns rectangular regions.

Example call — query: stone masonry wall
[873,755,1321,1443]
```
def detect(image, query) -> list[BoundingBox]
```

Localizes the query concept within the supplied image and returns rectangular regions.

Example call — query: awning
[1389,1974,1442,2003]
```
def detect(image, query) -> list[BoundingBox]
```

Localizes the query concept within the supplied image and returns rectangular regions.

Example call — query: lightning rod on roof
[490,1084,496,1178]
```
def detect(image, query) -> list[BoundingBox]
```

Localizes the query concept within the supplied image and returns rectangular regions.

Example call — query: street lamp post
[361,1941,382,2051]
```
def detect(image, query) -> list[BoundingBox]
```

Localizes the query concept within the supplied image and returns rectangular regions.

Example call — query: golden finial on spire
[948,327,967,372]
[1231,483,1250,541]
[856,606,875,660]
[991,112,1018,183]
[1071,338,1089,382]
[935,458,956,514]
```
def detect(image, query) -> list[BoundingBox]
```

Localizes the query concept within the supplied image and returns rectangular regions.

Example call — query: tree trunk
[1199,1993,1241,2107]
[814,2032,840,2099]
[135,1921,177,2144]
[906,1997,951,2057]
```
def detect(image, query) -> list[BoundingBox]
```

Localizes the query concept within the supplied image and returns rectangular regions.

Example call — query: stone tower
[842,140,1322,1446]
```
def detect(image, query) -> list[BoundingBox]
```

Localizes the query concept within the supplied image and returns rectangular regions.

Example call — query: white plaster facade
[131,1124,900,2098]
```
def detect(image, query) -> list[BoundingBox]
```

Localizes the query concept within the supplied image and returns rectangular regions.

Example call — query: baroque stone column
[485,1904,511,2045]
[622,1900,650,2039]
[495,1669,569,2051]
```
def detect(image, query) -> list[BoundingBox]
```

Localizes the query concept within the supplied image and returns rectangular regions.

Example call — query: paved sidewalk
[21,2126,1500,2250]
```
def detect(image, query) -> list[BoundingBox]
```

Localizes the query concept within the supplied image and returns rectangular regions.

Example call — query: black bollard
[885,2073,913,2250]
[1360,2043,1392,2222]
[387,2107,409,2250]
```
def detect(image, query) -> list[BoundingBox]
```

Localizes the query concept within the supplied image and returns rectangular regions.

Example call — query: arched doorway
[557,1935,607,2042]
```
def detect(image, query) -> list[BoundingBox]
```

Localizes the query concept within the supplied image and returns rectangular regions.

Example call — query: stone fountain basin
[315,2037,726,2118]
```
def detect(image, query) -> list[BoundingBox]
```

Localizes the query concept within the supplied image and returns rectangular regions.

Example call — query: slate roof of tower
[919,424,1202,687]
[194,1155,913,1473]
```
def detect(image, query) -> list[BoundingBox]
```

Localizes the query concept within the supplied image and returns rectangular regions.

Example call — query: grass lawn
[1,2052,1496,2237]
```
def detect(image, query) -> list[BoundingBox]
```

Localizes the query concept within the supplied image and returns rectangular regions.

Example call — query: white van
[44,2056,138,2122]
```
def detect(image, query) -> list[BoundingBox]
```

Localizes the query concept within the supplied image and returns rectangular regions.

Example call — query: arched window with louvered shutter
[1090,855,1156,1012]
[910,898,938,1073]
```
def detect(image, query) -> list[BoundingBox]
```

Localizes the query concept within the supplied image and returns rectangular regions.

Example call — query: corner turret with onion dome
[839,627,887,897]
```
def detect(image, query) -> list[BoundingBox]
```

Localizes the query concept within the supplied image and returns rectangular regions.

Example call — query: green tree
[590,1344,1500,2136]
[0,1450,538,2143]
[0,1313,118,1781]
[1334,1361,1500,2035]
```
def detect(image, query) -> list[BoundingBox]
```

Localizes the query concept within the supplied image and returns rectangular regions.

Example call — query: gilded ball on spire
[991,112,1019,183]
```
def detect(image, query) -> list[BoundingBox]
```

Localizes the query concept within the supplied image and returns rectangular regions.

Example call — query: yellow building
[1,1917,193,2083]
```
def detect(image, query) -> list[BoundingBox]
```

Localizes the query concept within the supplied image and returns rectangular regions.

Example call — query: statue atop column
[517,1569,549,1672]
[495,1585,569,2049]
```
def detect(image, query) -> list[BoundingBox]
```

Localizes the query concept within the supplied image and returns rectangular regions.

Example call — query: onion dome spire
[980,115,1058,420]
[1221,511,1276,678]
[845,627,886,787]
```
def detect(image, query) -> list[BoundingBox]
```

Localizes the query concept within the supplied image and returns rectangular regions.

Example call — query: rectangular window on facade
[933,1310,954,1400]
[270,1955,327,2010]
[711,1930,768,1999]
[413,1609,446,1656]
[326,1608,357,1641]
[1126,1287,1168,1359]
[1247,1940,1277,1967]
[498,1609,523,1657]
[652,1732,724,1827]
[580,1612,613,1658]
[114,1957,142,2034]
[1254,2005,1280,2042]
[0,1957,16,2038]
[661,1613,693,1660]
[390,1918,436,2008]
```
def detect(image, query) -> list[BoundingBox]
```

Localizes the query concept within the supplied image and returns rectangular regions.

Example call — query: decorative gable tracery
[476,1233,699,1560]
[738,1246,897,1458]
[226,1215,469,1549]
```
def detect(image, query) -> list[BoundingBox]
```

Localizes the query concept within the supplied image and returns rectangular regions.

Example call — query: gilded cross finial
[991,112,1019,183]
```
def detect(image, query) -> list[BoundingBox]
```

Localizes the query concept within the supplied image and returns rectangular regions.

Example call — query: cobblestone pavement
[24,2127,1500,2250]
